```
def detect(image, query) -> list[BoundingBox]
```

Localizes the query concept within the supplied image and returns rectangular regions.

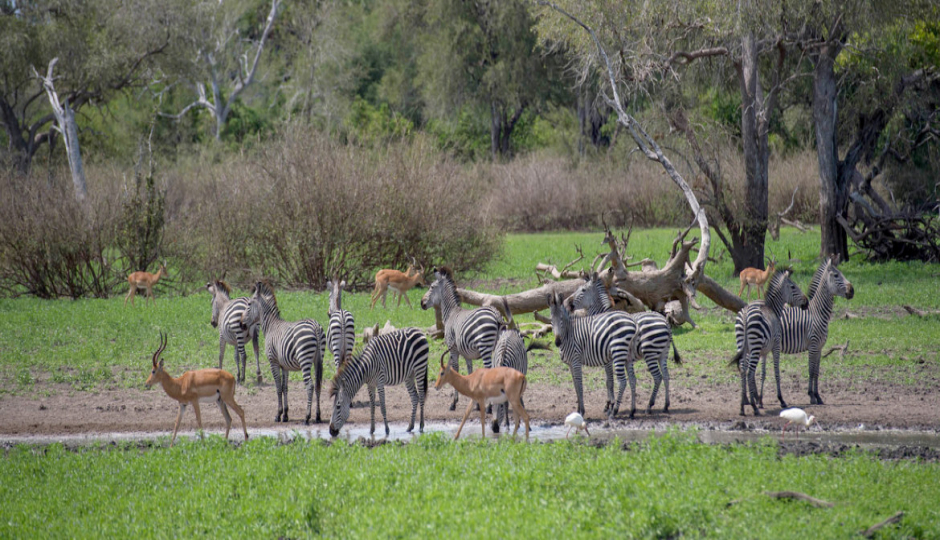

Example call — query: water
[3,421,940,449]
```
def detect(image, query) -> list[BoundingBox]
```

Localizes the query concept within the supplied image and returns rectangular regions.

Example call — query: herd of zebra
[201,257,853,439]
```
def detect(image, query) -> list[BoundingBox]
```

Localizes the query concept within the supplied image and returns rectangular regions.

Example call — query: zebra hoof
[449,402,457,412]
[491,420,500,433]
[629,410,636,419]
[304,416,311,426]
[406,425,414,433]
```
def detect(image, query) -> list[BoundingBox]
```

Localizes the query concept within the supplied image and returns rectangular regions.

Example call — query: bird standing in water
[565,412,590,439]
[779,408,815,441]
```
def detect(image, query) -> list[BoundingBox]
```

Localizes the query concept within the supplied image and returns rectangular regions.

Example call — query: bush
[0,173,120,298]
[174,126,501,289]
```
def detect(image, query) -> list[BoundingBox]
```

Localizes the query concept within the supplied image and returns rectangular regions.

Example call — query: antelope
[125,261,168,307]
[434,351,530,441]
[370,259,427,310]
[144,332,249,446]
[738,256,776,301]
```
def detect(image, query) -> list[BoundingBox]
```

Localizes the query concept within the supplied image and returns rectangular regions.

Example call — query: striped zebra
[326,279,355,369]
[569,272,682,416]
[328,328,430,437]
[548,292,638,419]
[490,300,550,432]
[245,280,326,424]
[778,259,854,405]
[420,267,502,411]
[206,279,262,384]
[732,270,808,416]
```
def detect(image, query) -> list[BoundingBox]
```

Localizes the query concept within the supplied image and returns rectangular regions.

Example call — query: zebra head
[328,353,357,437]
[824,263,854,300]
[420,267,453,311]
[547,292,571,349]
[245,280,277,326]
[206,279,231,328]
[327,279,346,313]
[769,270,808,309]
[570,271,609,314]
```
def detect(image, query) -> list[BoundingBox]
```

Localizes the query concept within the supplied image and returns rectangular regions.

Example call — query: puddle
[3,421,940,449]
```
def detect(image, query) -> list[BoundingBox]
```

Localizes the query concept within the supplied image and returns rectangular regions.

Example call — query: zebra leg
[626,360,638,419]
[747,355,762,416]
[280,367,290,422]
[646,349,662,415]
[271,361,285,422]
[662,355,671,414]
[236,339,247,384]
[739,354,749,416]
[449,351,461,411]
[218,338,227,371]
[404,378,419,433]
[612,355,628,418]
[758,352,766,408]
[368,386,377,435]
[568,361,585,417]
[303,365,314,425]
[315,353,324,424]
[809,349,823,405]
[603,363,615,414]
[251,332,262,384]
[774,346,787,409]
[378,384,390,436]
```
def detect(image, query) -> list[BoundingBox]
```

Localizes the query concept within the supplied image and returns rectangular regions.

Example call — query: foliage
[344,96,414,146]
[1,434,939,537]
[117,164,166,273]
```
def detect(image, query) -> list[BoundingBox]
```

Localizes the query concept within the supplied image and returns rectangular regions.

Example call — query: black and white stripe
[326,279,356,369]
[570,272,681,416]
[328,328,430,437]
[732,271,808,415]
[420,267,502,410]
[778,259,854,405]
[207,279,262,384]
[246,280,326,424]
[548,292,638,419]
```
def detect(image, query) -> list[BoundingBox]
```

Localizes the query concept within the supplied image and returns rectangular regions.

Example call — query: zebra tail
[728,348,743,369]
[671,340,682,365]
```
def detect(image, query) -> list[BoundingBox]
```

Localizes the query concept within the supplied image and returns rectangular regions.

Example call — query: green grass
[0,228,937,393]
[1,432,938,539]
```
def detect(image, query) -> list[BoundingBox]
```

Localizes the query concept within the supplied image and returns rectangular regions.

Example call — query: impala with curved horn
[145,332,249,446]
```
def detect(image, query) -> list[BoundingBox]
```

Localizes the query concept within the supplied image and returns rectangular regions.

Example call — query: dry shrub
[0,172,121,298]
[174,127,500,288]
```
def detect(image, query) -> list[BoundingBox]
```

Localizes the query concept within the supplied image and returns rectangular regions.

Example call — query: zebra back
[327,280,355,368]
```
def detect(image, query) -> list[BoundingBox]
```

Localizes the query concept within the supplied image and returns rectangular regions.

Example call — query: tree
[0,0,176,176]
[419,0,564,159]
[162,0,280,141]
[33,58,86,202]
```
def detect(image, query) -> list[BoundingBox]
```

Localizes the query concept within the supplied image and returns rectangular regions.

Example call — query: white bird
[779,408,816,441]
[565,412,590,439]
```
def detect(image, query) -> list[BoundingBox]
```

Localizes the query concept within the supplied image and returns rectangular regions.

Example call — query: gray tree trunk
[813,42,849,262]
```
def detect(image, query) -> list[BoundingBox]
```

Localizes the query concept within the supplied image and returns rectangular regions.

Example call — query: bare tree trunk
[34,58,87,203]
[813,40,849,262]
[734,34,770,274]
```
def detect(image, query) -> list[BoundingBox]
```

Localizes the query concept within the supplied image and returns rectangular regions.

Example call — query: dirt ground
[2,365,938,437]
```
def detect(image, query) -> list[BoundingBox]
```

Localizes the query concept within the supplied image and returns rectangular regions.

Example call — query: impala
[370,259,427,309]
[434,351,530,441]
[145,332,249,446]
[738,256,776,301]
[125,260,168,307]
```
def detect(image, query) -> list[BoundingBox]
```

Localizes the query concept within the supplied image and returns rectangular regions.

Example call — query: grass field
[2,433,939,539]
[2,228,939,539]
[0,228,937,392]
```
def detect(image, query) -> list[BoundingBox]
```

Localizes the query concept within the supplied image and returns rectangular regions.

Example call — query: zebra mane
[435,266,461,305]
[214,279,231,296]
[329,344,366,398]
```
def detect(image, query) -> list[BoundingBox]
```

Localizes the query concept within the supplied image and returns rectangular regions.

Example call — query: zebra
[328,328,430,437]
[569,272,682,416]
[547,291,638,419]
[732,270,808,416]
[244,280,326,424]
[326,279,355,369]
[420,267,502,411]
[778,258,854,405]
[490,299,550,432]
[206,279,262,384]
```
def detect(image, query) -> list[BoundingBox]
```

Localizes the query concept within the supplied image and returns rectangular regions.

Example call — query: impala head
[158,260,168,276]
[824,261,854,300]
[768,270,808,309]
[433,351,454,391]
[547,292,571,348]
[145,331,169,387]
[406,257,428,288]
[206,279,231,328]
[328,353,357,437]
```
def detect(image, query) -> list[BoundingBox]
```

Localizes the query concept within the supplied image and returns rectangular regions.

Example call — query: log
[764,491,834,508]
[860,511,904,538]
[456,280,583,315]
[696,273,747,312]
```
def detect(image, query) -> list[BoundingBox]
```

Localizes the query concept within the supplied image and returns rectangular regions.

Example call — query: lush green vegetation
[2,432,938,538]
[0,229,937,394]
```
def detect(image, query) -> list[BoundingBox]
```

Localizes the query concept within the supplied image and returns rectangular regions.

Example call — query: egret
[565,412,590,439]
[779,408,815,441]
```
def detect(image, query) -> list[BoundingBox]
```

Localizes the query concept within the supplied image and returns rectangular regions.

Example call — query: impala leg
[221,393,249,441]
[401,291,413,308]
[124,286,136,307]
[171,403,187,446]
[512,395,530,442]
[192,401,204,438]
[478,399,488,439]
[455,400,475,441]
[217,394,232,440]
